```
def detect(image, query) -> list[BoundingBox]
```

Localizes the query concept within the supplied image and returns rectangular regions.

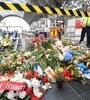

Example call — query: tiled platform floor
[44,80,90,100]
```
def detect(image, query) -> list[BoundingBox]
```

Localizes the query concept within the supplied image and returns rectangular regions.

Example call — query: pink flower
[43,40,46,42]
[43,51,48,55]
[17,57,23,64]
[30,57,35,62]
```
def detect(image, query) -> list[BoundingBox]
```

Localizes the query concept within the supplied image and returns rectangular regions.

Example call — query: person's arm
[79,53,90,61]
[81,17,88,28]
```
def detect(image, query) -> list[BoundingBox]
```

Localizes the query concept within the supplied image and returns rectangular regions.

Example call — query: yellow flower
[8,60,13,63]
[3,38,9,42]
[71,70,74,76]
[58,67,64,72]
[73,56,77,60]
[55,67,64,73]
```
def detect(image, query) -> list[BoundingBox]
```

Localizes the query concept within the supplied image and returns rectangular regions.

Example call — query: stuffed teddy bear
[55,40,62,47]
[55,40,64,50]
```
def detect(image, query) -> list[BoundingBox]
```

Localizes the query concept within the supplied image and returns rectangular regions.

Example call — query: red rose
[34,72,38,79]
[63,69,68,76]
[30,93,44,100]
[67,72,71,78]
[43,51,48,55]
[43,75,48,83]
[24,83,28,90]
[26,70,32,80]
[7,73,12,77]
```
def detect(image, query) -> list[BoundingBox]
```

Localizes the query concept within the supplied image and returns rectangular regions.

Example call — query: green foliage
[56,71,64,81]
[62,39,71,46]
[42,39,52,49]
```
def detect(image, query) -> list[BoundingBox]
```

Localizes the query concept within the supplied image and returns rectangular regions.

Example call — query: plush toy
[74,52,80,56]
[55,40,64,50]
[67,50,74,54]
[33,65,43,76]
[76,62,89,74]
[61,46,69,54]
[64,52,73,61]
[55,40,62,47]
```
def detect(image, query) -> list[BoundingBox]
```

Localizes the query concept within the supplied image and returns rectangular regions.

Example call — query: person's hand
[86,62,90,69]
[82,25,85,28]
[79,57,84,62]
[81,23,85,27]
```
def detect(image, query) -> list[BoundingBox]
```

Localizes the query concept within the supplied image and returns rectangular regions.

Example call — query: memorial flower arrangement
[0,38,89,99]
[0,34,14,51]
[0,73,49,100]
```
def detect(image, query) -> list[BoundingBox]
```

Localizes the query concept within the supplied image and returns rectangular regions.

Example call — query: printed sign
[0,81,26,91]
[50,28,58,38]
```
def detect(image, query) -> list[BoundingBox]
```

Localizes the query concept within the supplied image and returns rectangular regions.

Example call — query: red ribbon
[0,81,26,91]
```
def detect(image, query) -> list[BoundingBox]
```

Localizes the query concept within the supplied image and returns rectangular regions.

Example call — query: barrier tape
[0,2,90,17]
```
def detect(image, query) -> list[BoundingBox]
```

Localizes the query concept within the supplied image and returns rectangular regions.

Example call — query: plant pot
[56,80,63,89]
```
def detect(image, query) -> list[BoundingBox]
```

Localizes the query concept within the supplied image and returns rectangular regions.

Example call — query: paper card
[45,67,56,82]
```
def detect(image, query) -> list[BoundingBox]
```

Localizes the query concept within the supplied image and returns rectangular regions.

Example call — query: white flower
[31,78,43,98]
[47,49,52,52]
[10,78,17,82]
[42,82,51,90]
[46,54,49,59]
[58,53,64,61]
[33,86,43,98]
[0,90,4,94]
[0,76,8,81]
[24,52,31,57]
[0,36,3,42]
[10,72,24,82]
[10,99,17,100]
[5,35,9,38]
[34,91,43,98]
[74,60,78,64]
[14,92,18,97]
[42,85,48,91]
[19,91,26,99]
[2,41,8,46]
[31,78,40,87]
[23,79,31,88]
[15,73,23,82]
[7,91,15,99]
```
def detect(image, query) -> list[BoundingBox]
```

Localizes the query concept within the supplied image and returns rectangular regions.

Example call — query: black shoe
[79,40,82,44]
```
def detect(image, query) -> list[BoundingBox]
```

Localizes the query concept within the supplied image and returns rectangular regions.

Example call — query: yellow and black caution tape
[0,2,90,17]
